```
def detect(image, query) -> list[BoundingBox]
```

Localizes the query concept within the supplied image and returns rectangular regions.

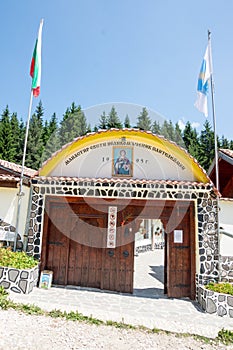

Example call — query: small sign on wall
[174,230,183,243]
[107,206,117,248]
[39,270,53,289]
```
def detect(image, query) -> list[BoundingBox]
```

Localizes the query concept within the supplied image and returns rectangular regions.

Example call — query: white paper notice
[174,230,183,243]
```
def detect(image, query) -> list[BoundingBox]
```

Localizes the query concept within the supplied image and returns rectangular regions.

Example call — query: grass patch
[16,303,44,315]
[217,329,233,345]
[0,287,232,346]
[48,309,66,318]
[0,286,14,310]
[106,320,136,329]
[63,310,104,325]
[151,327,161,334]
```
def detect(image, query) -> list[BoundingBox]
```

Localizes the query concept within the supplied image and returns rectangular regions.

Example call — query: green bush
[218,329,233,345]
[0,248,38,269]
[206,282,233,296]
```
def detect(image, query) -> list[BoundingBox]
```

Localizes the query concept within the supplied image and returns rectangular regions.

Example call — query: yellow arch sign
[39,129,210,183]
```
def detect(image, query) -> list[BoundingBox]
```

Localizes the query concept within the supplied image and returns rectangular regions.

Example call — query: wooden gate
[114,200,196,299]
[41,197,134,293]
[41,197,195,298]
[165,203,195,299]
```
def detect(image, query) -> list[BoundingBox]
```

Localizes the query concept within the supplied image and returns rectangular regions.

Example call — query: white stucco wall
[0,186,30,239]
[219,199,233,256]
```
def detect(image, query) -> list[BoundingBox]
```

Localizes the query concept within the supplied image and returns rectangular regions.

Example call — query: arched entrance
[27,129,218,301]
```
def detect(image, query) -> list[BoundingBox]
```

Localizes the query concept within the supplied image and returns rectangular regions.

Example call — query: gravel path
[0,309,231,350]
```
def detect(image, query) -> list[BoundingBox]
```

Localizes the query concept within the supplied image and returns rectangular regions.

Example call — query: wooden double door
[41,197,196,299]
[41,197,135,293]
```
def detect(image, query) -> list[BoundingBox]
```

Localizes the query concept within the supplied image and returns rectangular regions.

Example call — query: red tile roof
[220,148,233,159]
[0,159,37,178]
[0,174,20,182]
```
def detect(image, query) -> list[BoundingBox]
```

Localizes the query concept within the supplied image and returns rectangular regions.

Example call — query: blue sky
[0,1,233,140]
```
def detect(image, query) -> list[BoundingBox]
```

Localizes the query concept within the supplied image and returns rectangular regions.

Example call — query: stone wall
[198,285,233,318]
[220,256,233,283]
[0,265,38,294]
[26,178,219,291]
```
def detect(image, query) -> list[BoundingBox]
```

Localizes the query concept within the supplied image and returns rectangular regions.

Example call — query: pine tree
[197,120,216,171]
[77,108,88,136]
[42,120,50,147]
[86,123,92,133]
[182,121,200,160]
[160,120,170,139]
[59,103,87,146]
[183,122,197,150]
[136,107,151,131]
[173,122,184,147]
[165,120,175,141]
[15,119,26,165]
[0,106,16,161]
[220,135,229,149]
[25,101,44,169]
[188,138,201,161]
[124,114,131,128]
[107,106,122,129]
[42,113,60,162]
[10,112,21,163]
[98,111,108,129]
[152,120,161,135]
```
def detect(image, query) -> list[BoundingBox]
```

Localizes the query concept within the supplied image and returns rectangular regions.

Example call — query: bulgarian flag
[30,19,43,97]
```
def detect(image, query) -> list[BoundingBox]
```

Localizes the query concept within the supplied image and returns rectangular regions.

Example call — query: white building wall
[0,186,30,239]
[219,199,233,256]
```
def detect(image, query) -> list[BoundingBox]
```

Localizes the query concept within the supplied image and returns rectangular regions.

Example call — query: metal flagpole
[14,90,33,251]
[208,30,219,192]
[208,30,221,281]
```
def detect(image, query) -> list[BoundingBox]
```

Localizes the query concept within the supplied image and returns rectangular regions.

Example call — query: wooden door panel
[167,205,194,299]
[101,248,117,291]
[67,215,105,288]
[90,247,102,288]
[46,220,69,285]
[101,219,135,293]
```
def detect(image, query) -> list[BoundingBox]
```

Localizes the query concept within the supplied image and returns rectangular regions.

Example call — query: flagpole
[208,30,219,192]
[14,90,33,251]
[208,30,222,282]
[14,19,43,251]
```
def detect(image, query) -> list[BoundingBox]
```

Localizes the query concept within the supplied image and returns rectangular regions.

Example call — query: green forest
[0,102,232,171]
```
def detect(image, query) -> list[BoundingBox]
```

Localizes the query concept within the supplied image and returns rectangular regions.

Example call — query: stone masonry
[25,177,221,294]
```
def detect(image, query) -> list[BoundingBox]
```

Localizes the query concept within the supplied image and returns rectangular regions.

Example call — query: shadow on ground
[148,265,164,284]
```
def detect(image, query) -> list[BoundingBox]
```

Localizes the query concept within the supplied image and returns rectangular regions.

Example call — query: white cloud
[178,119,200,131]
[191,122,200,129]
[178,119,186,131]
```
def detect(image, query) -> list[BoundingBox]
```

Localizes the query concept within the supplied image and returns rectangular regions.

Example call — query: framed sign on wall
[112,146,133,177]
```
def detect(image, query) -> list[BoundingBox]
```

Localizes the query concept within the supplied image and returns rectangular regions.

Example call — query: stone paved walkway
[9,250,233,339]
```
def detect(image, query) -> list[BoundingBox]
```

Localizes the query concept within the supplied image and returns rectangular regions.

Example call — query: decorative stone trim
[198,285,233,318]
[0,265,38,294]
[26,178,220,292]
